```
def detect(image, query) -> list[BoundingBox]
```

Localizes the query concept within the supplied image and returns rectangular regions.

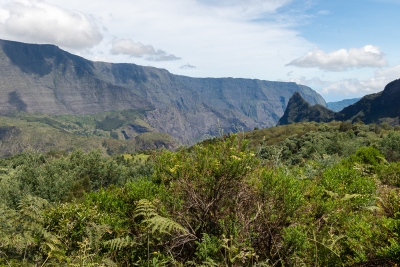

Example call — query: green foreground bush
[1,125,400,266]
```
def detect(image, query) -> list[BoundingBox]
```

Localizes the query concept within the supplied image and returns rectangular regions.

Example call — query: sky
[0,0,399,102]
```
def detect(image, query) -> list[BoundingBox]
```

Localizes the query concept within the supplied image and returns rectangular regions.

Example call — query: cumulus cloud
[0,0,102,49]
[289,65,400,98]
[111,38,180,61]
[180,64,196,69]
[287,45,387,71]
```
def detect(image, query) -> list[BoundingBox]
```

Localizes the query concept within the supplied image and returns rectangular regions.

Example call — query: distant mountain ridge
[327,98,361,112]
[0,39,326,145]
[278,79,400,126]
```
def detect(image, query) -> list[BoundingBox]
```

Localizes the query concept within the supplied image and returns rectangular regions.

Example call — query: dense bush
[1,123,400,266]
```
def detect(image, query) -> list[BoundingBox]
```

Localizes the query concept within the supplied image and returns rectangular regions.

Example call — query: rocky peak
[277,92,334,125]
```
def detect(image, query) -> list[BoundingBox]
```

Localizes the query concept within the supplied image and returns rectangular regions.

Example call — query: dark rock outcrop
[278,92,335,125]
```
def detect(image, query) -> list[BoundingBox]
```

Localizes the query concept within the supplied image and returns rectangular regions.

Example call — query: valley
[0,39,400,267]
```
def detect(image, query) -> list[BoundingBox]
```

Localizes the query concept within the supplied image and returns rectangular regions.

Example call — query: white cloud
[0,0,102,49]
[0,0,315,79]
[180,64,196,69]
[360,65,400,91]
[111,39,156,57]
[110,38,180,61]
[289,65,400,99]
[287,45,387,71]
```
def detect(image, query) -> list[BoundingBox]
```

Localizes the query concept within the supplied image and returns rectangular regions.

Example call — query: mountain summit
[0,39,326,144]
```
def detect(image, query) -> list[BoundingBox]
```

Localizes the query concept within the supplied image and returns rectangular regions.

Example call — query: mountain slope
[0,112,177,157]
[278,79,400,126]
[0,39,326,144]
[327,97,361,112]
[0,40,154,115]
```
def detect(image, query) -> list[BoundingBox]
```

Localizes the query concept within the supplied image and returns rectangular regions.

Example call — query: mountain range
[278,79,400,126]
[0,39,326,146]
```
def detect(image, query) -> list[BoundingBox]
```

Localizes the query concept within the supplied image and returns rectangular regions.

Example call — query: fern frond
[341,193,362,201]
[134,199,188,235]
[145,216,187,235]
[86,222,111,250]
[17,195,49,226]
[104,236,136,251]
[134,199,159,219]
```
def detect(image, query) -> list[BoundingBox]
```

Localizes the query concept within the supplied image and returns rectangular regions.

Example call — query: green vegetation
[0,111,175,156]
[1,121,400,266]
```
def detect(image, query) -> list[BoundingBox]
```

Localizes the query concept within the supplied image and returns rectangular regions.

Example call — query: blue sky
[297,0,399,55]
[0,0,398,102]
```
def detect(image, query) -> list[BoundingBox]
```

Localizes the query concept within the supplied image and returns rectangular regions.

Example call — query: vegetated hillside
[2,121,400,266]
[327,97,361,112]
[0,111,177,157]
[278,78,400,126]
[0,39,326,144]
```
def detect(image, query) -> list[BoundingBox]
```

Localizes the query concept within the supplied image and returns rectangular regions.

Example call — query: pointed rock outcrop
[277,92,335,125]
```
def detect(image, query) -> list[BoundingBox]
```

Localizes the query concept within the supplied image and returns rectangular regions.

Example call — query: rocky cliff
[277,92,334,125]
[0,39,327,144]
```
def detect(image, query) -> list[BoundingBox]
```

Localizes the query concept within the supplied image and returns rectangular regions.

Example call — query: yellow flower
[231,155,241,160]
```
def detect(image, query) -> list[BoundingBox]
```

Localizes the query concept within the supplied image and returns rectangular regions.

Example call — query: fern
[134,199,159,219]
[104,200,187,253]
[104,236,136,250]
[0,195,65,265]
[77,223,116,265]
[134,199,187,235]
[86,222,111,251]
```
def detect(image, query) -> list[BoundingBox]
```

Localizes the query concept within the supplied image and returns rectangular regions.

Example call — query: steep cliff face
[90,63,326,143]
[0,39,327,144]
[0,40,154,115]
[278,79,400,126]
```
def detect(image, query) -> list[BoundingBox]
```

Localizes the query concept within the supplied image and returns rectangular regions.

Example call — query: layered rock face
[0,40,154,115]
[0,39,327,144]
